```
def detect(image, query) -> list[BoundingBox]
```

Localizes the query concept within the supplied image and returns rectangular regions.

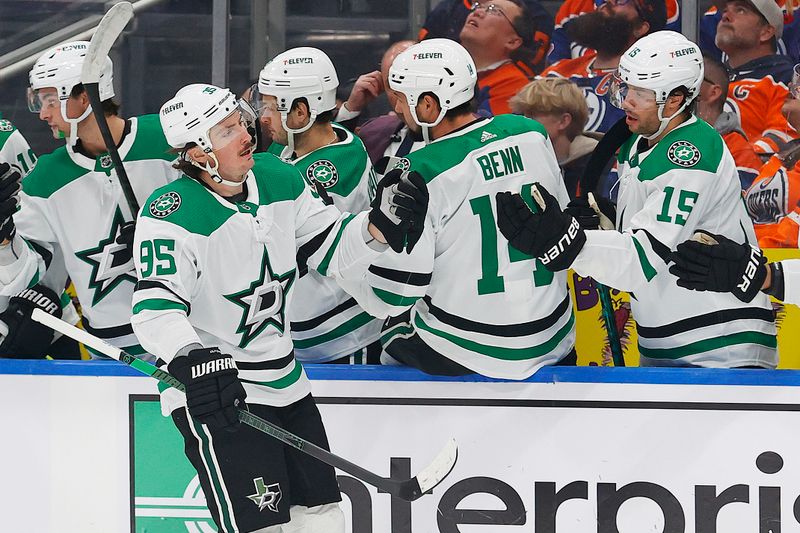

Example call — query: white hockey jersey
[571,116,778,367]
[356,114,577,379]
[0,118,36,176]
[131,153,383,409]
[283,125,382,362]
[0,115,180,354]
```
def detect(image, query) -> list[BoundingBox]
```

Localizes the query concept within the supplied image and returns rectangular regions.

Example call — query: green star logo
[224,249,295,348]
[306,159,339,188]
[75,207,136,305]
[667,140,701,167]
[246,477,282,512]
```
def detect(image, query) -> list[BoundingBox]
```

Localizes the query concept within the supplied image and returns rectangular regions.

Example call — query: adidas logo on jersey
[480,131,497,142]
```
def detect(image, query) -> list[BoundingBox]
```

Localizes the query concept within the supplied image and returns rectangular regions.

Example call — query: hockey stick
[81,1,139,215]
[577,117,631,367]
[30,308,458,501]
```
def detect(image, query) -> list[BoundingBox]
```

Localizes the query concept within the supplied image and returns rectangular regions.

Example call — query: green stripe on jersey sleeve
[132,298,189,315]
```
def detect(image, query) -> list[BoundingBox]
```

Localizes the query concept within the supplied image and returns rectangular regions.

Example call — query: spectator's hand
[345,70,385,113]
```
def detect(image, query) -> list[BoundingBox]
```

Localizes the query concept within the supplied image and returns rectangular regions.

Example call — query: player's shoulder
[22,146,86,199]
[251,151,306,204]
[295,125,370,194]
[140,176,234,236]
[637,118,724,181]
[400,115,547,182]
[126,114,174,163]
[0,118,20,145]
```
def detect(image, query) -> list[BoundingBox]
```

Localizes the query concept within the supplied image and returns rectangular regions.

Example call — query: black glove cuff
[764,262,785,301]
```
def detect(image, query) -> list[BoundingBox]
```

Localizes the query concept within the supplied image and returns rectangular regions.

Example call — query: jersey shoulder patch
[22,147,87,198]
[636,119,723,181]
[141,176,234,236]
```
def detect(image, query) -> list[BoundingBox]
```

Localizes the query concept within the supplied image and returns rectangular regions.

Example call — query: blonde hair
[509,78,589,141]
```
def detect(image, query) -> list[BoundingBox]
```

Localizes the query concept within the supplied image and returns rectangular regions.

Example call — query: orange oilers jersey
[476,62,532,116]
[745,155,800,247]
[723,130,762,189]
[726,55,797,144]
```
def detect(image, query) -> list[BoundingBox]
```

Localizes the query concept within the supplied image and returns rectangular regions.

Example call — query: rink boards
[2,361,800,533]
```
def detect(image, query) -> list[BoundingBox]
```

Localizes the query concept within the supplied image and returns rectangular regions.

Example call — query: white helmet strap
[645,97,690,141]
[408,99,447,145]
[189,151,244,188]
[281,109,316,154]
[63,99,92,147]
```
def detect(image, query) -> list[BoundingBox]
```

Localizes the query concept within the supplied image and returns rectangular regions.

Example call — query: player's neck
[293,123,337,158]
[200,171,246,197]
[648,114,691,146]
[77,114,126,156]
[551,134,572,163]
[429,113,479,140]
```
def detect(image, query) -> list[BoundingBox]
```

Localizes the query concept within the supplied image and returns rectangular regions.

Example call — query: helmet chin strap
[281,112,316,154]
[410,105,446,145]
[61,99,92,147]
[191,152,246,188]
[644,100,689,141]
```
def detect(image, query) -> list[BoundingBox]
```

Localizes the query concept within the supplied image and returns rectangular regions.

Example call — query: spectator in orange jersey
[549,0,680,64]
[459,0,539,115]
[419,0,554,75]
[541,0,666,133]
[744,66,800,247]
[716,0,797,147]
[697,53,764,189]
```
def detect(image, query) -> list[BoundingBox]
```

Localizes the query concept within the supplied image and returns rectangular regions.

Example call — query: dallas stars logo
[75,207,136,305]
[306,159,338,189]
[247,478,282,513]
[667,140,701,168]
[224,249,295,348]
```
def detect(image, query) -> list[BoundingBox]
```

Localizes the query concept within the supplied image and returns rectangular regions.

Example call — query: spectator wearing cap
[697,53,763,189]
[509,78,597,197]
[457,0,542,115]
[419,0,553,75]
[540,0,666,133]
[548,0,680,64]
[715,0,797,148]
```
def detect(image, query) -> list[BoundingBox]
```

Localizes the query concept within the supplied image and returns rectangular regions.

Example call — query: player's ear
[186,146,208,166]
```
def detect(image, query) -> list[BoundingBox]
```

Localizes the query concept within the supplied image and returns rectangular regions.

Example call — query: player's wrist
[764,262,785,301]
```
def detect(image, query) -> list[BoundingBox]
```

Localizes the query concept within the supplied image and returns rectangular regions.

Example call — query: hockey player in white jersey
[497,31,777,368]
[0,116,36,176]
[0,41,182,357]
[349,39,577,378]
[256,47,382,364]
[131,84,427,532]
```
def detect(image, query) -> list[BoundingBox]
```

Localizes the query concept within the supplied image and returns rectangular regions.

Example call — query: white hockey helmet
[160,83,257,186]
[257,47,338,150]
[610,30,704,140]
[388,38,477,142]
[27,40,115,145]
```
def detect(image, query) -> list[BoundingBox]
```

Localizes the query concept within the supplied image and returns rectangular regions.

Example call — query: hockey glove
[0,284,62,358]
[565,194,616,230]
[368,169,429,253]
[496,183,585,272]
[168,347,248,432]
[0,162,22,242]
[114,221,136,267]
[669,231,767,303]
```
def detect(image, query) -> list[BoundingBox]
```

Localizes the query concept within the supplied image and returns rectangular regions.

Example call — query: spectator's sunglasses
[469,2,522,37]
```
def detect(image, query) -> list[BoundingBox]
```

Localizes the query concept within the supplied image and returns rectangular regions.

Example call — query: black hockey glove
[168,347,248,432]
[669,231,767,303]
[496,183,585,272]
[565,195,616,230]
[368,168,429,253]
[0,284,62,358]
[114,221,136,267]
[0,162,22,242]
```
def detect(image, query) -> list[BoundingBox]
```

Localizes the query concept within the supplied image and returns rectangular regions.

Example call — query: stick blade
[82,1,133,83]
[414,438,458,495]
